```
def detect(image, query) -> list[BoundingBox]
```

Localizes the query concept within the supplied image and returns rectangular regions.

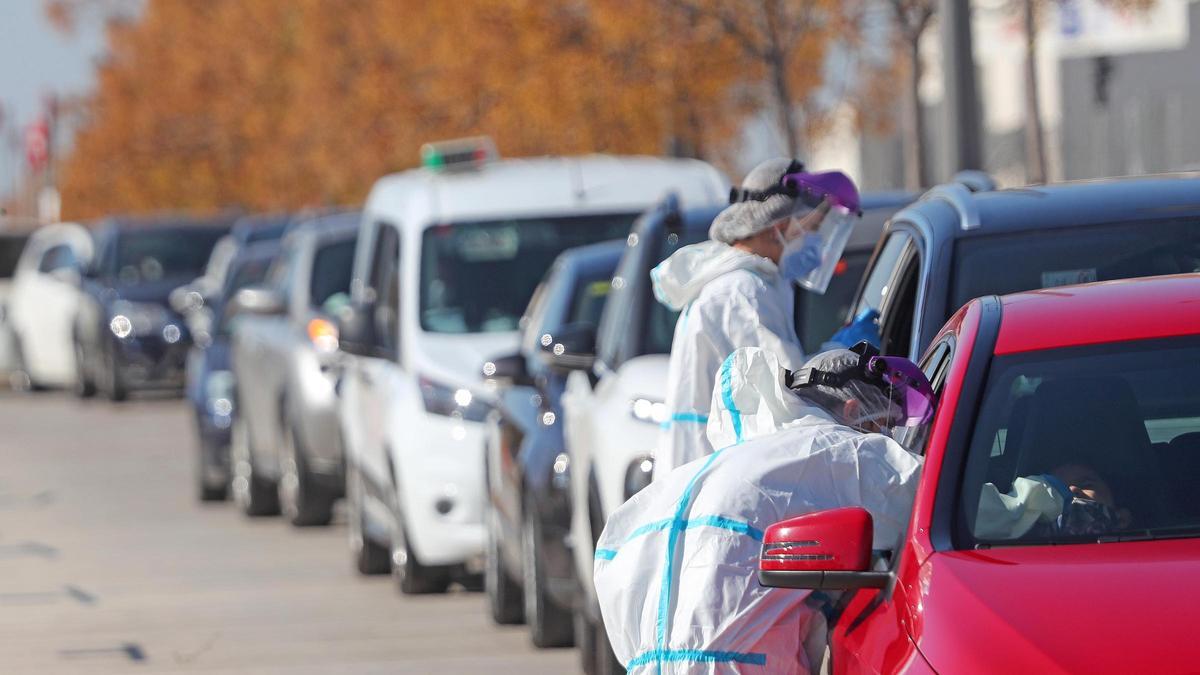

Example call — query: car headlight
[629,397,669,426]
[419,375,490,422]
[205,370,235,426]
[624,455,654,500]
[110,301,172,339]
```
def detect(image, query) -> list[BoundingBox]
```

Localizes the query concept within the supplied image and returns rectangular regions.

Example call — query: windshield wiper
[1097,524,1200,543]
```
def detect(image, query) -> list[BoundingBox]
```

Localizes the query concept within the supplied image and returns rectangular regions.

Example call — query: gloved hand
[826,308,881,350]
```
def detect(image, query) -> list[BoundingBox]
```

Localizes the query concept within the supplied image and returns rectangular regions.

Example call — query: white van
[337,138,726,594]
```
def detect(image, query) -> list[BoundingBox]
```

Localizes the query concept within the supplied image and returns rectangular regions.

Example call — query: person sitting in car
[976,462,1133,540]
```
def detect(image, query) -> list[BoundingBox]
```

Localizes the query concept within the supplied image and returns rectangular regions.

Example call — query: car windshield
[115,228,226,284]
[797,251,871,354]
[310,239,355,309]
[643,227,709,355]
[951,220,1200,313]
[0,234,29,278]
[419,213,636,334]
[959,336,1200,547]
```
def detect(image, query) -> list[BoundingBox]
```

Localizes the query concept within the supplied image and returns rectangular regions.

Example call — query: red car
[759,274,1200,673]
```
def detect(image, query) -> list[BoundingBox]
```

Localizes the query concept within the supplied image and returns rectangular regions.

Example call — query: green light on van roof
[420,137,498,171]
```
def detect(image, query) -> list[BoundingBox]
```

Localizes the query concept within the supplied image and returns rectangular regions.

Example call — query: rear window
[959,336,1200,548]
[0,235,29,278]
[950,220,1200,313]
[114,228,226,284]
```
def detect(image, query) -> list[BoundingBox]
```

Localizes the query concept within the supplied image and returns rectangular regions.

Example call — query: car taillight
[307,318,339,353]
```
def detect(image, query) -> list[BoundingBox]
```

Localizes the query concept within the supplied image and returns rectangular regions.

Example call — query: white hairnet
[709,157,806,244]
[791,348,895,430]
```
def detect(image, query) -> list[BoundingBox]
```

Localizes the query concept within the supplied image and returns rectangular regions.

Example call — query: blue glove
[828,308,881,350]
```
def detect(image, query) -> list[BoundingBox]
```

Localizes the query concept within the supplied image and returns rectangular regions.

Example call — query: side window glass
[367,224,401,359]
[596,245,638,368]
[879,241,921,357]
[855,232,912,318]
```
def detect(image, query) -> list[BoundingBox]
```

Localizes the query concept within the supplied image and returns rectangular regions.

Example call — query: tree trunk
[903,36,928,190]
[771,56,800,158]
[1022,0,1047,183]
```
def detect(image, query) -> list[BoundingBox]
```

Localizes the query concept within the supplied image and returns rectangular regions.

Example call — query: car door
[826,333,957,674]
[353,222,402,514]
[17,243,81,382]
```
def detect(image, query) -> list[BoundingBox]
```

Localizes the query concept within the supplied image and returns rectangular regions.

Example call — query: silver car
[229,211,359,526]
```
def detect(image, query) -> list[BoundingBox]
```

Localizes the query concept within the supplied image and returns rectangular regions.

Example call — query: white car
[6,223,93,390]
[336,138,726,595]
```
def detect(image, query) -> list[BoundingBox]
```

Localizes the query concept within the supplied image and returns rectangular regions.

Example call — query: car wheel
[196,442,228,502]
[73,340,96,398]
[279,422,334,527]
[230,414,280,516]
[8,337,42,393]
[523,502,574,648]
[391,508,451,595]
[346,467,389,575]
[486,505,524,624]
[104,353,128,402]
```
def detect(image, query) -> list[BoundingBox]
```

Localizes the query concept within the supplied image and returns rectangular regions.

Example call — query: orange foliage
[57,1,840,220]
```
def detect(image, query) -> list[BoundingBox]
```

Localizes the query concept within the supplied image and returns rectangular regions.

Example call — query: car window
[893,337,953,455]
[950,219,1200,317]
[636,227,708,361]
[418,213,635,334]
[38,244,78,274]
[0,234,29,278]
[878,241,920,357]
[114,228,225,284]
[309,239,356,309]
[958,336,1200,548]
[367,223,401,358]
[854,231,912,319]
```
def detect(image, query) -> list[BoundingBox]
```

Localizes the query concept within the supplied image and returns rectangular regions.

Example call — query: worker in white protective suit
[595,344,935,674]
[652,158,863,475]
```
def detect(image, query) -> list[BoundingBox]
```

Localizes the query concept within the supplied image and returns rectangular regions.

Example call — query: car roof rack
[922,181,981,231]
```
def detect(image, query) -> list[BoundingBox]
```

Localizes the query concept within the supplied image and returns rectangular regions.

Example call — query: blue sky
[0,1,108,197]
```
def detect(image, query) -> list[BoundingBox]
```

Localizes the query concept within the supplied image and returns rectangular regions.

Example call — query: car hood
[416,330,521,393]
[916,539,1200,673]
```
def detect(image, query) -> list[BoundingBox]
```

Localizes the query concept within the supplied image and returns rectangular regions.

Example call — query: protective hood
[651,241,780,312]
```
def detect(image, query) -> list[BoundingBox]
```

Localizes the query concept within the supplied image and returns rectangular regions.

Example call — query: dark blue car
[483,239,625,647]
[187,240,282,501]
[73,217,231,401]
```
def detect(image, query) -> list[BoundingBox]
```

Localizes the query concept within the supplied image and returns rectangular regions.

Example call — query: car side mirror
[483,352,533,387]
[539,323,596,373]
[335,300,385,358]
[758,507,890,591]
[229,286,286,318]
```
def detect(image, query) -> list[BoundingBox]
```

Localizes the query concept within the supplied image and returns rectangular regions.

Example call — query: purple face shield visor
[864,355,937,427]
[781,170,862,215]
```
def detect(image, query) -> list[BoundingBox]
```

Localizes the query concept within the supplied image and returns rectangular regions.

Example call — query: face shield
[777,171,862,294]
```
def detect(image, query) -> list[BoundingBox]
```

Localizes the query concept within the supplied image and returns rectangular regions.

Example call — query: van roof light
[420,137,499,171]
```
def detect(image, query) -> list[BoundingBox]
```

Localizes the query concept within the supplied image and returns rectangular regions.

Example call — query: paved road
[0,391,576,674]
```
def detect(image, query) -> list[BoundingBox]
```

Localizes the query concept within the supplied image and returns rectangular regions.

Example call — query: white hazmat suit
[595,348,922,674]
[652,241,805,475]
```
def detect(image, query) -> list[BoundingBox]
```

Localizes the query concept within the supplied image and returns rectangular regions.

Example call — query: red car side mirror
[758,507,890,590]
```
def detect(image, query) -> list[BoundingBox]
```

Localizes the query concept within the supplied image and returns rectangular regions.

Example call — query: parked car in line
[172,213,292,348]
[0,223,33,382]
[482,240,624,647]
[187,240,282,501]
[229,211,359,526]
[336,138,727,596]
[759,274,1200,674]
[73,217,231,401]
[5,222,92,390]
[848,173,1200,361]
[550,190,915,673]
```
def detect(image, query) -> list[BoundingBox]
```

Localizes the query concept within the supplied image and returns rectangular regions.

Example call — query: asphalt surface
[0,391,576,674]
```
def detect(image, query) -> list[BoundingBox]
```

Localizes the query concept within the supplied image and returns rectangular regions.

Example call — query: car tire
[279,422,334,527]
[346,467,390,575]
[523,502,574,648]
[486,506,525,624]
[8,337,43,393]
[197,454,228,502]
[230,414,280,516]
[391,508,451,595]
[74,340,96,398]
[104,354,128,402]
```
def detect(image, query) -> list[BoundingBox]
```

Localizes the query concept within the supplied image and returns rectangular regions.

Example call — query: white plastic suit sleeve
[974,476,1067,540]
[654,248,805,476]
[596,405,922,673]
[706,347,813,449]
